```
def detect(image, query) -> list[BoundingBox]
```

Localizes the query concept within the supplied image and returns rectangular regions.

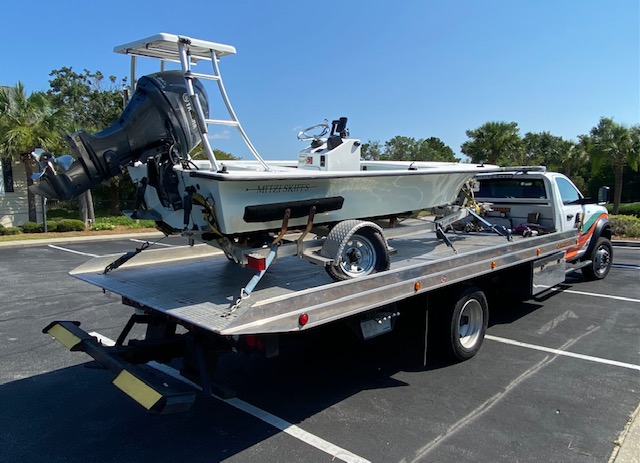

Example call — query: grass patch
[93,216,155,229]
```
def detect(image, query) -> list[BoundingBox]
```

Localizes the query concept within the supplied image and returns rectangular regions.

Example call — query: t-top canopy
[114,33,236,63]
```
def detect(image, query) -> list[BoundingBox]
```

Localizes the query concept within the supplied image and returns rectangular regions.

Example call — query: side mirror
[597,186,610,205]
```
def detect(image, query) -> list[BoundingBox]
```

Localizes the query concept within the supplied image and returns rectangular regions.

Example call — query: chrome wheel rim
[458,299,483,349]
[339,234,377,278]
[594,245,611,277]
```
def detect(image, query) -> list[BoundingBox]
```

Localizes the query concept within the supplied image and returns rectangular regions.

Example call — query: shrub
[607,202,640,217]
[54,219,86,232]
[610,215,640,238]
[21,221,44,233]
[0,224,21,235]
[47,209,79,219]
[93,216,155,229]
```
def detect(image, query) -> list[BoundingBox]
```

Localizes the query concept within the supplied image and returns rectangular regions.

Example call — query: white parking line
[48,244,100,258]
[612,263,640,270]
[89,332,370,463]
[543,286,640,303]
[486,335,640,371]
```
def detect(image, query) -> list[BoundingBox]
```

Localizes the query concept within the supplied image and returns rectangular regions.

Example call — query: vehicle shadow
[0,320,430,463]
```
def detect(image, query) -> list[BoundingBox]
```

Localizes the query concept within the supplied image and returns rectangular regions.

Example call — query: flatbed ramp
[69,228,578,336]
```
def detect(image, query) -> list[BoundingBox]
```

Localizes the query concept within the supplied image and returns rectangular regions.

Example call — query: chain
[223,288,250,317]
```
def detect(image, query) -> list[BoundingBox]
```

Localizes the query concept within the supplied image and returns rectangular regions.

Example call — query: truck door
[554,176,583,232]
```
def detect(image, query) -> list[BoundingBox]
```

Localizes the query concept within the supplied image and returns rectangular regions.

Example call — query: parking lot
[0,235,638,462]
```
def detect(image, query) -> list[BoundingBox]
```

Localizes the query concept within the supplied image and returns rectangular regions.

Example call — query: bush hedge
[610,215,640,239]
[54,219,86,232]
[0,224,21,235]
[607,202,640,217]
[21,221,44,233]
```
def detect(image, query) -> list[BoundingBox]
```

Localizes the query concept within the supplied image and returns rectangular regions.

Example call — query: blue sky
[1,1,638,160]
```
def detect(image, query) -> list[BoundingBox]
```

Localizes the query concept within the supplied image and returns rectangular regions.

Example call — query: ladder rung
[187,71,220,81]
[205,119,240,127]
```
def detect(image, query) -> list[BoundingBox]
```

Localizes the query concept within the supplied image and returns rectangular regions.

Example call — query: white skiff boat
[30,33,499,280]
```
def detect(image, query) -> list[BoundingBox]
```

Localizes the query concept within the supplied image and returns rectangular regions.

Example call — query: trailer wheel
[325,228,389,281]
[445,287,488,361]
[582,237,613,280]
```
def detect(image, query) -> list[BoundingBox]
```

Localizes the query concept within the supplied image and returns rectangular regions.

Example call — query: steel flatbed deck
[69,225,579,336]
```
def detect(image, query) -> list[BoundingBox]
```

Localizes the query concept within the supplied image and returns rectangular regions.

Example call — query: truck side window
[477,178,546,198]
[556,177,581,204]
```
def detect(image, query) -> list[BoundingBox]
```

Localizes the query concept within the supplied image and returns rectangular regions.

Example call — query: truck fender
[583,217,611,260]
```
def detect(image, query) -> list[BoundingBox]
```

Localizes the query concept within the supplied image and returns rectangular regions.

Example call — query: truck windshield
[476,178,547,199]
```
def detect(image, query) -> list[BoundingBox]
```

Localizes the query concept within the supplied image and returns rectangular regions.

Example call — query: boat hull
[161,163,492,235]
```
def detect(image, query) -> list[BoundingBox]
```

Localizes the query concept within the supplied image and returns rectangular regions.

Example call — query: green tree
[48,67,126,217]
[361,140,382,160]
[461,121,524,166]
[0,83,66,221]
[417,137,458,162]
[522,131,585,187]
[382,136,419,161]
[191,148,240,161]
[382,136,457,162]
[587,117,640,214]
[48,67,125,129]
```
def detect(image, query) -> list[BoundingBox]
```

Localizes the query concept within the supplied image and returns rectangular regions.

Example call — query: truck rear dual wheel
[582,237,613,281]
[439,287,489,362]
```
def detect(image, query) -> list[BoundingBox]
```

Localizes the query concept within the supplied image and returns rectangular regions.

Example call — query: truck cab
[474,168,612,279]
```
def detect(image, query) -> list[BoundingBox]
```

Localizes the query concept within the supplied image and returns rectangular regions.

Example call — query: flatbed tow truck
[44,168,612,414]
[39,35,613,414]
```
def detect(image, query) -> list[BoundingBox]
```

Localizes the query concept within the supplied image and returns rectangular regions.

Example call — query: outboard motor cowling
[30,70,208,200]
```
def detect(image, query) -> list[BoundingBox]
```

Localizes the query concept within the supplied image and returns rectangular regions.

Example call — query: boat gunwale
[185,165,499,182]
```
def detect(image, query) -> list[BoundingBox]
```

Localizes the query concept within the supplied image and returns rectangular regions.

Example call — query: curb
[612,240,640,248]
[610,403,640,463]
[0,231,164,249]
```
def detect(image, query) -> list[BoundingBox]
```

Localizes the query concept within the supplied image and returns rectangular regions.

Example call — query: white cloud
[210,130,232,140]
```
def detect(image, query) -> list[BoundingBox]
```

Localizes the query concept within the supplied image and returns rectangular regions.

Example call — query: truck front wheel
[582,237,613,281]
[445,287,489,361]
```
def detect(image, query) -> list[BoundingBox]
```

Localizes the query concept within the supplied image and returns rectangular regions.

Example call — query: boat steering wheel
[297,119,329,141]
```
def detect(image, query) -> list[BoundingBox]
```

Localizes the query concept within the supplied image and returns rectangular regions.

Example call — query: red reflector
[246,335,256,347]
[247,254,267,271]
[298,313,309,326]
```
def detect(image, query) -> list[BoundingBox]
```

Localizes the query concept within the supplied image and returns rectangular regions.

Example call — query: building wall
[0,159,43,227]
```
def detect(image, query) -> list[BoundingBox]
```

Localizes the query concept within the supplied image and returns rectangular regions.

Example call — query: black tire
[325,229,390,281]
[443,287,489,361]
[582,237,613,281]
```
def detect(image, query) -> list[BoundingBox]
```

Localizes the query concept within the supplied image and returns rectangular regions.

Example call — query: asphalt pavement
[0,233,640,463]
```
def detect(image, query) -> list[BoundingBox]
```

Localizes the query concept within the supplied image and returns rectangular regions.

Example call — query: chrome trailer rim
[339,234,377,278]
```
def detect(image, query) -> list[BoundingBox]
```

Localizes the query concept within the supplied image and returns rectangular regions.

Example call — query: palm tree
[588,117,640,214]
[461,121,524,166]
[0,83,66,221]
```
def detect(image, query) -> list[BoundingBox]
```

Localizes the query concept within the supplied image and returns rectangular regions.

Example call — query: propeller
[31,149,75,180]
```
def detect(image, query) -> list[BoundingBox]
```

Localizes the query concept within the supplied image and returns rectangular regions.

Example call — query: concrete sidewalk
[611,404,640,463]
[0,230,164,248]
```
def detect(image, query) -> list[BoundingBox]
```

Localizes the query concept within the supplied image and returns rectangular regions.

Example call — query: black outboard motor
[30,70,208,200]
